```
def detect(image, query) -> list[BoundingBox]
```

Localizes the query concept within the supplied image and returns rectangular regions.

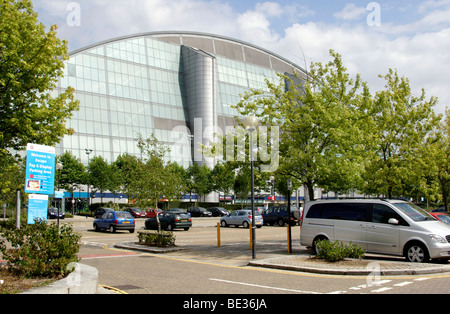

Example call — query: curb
[21,263,99,294]
[114,242,188,253]
[248,258,450,276]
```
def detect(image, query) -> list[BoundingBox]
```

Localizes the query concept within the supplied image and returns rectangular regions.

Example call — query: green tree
[234,50,368,200]
[187,163,212,203]
[114,153,141,203]
[420,109,450,210]
[87,155,111,203]
[57,151,86,214]
[362,69,441,199]
[0,0,78,153]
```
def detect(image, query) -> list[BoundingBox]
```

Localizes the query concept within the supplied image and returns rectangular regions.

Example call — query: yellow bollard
[287,224,291,253]
[217,222,221,247]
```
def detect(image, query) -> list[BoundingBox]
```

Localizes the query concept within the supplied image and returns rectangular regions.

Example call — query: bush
[0,220,81,278]
[138,231,175,247]
[315,239,365,262]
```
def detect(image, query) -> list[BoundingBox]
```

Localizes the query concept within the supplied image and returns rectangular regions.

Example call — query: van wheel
[312,236,328,255]
[277,218,285,227]
[405,242,429,263]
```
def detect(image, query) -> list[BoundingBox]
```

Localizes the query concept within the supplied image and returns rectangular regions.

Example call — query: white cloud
[333,3,367,21]
[32,0,449,114]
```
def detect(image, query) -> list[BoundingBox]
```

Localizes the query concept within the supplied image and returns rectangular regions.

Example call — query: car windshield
[133,208,143,213]
[393,203,435,222]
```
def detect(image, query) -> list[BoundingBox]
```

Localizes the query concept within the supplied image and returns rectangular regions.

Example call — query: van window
[393,203,434,222]
[372,204,409,226]
[306,203,369,221]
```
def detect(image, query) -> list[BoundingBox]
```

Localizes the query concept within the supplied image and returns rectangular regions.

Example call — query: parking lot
[62,216,450,295]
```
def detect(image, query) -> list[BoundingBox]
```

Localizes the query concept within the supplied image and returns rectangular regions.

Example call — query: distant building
[56,31,306,169]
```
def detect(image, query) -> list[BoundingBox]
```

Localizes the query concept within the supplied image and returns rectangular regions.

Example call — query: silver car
[220,209,263,228]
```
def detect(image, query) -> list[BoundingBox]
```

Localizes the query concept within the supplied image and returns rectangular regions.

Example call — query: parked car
[125,207,147,218]
[262,205,301,226]
[145,212,192,231]
[431,205,448,213]
[430,212,450,225]
[300,199,450,263]
[93,211,135,233]
[220,209,263,228]
[166,208,190,216]
[244,206,265,215]
[187,207,212,217]
[48,207,65,220]
[146,208,163,218]
[94,207,114,218]
[208,207,230,217]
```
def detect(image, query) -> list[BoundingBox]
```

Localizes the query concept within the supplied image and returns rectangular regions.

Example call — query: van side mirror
[388,218,399,225]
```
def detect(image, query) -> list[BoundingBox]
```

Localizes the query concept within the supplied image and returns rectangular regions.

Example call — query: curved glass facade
[57,32,305,167]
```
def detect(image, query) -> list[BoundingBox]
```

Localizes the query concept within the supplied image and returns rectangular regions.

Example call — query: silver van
[300,199,450,263]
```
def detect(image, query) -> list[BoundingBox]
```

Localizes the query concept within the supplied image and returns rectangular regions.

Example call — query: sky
[31,0,450,114]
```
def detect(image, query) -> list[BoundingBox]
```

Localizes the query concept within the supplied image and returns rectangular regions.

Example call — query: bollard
[217,222,221,247]
[287,223,291,253]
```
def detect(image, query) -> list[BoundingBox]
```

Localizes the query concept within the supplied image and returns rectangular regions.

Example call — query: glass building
[57,31,306,168]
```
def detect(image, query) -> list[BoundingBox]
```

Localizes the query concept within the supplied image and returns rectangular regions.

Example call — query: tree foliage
[0,0,78,152]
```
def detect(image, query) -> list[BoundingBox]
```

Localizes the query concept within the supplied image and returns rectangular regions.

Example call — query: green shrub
[0,220,81,278]
[138,231,175,247]
[315,239,365,262]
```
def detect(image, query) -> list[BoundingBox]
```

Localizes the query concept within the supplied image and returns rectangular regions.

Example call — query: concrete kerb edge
[248,259,450,276]
[21,263,99,294]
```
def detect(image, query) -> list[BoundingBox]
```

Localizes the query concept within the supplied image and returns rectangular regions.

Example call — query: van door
[367,204,402,255]
[322,203,369,250]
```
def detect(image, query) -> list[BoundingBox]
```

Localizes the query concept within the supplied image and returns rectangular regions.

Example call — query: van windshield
[393,203,435,222]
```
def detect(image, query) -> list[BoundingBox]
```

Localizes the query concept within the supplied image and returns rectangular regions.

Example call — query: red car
[430,212,450,226]
[145,208,163,218]
[126,207,148,218]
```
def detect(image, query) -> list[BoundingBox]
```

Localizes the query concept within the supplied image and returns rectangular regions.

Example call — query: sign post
[24,143,56,224]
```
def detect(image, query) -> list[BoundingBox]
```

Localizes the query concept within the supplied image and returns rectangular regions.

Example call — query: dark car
[125,207,147,218]
[166,208,191,216]
[262,205,301,226]
[207,207,230,217]
[145,212,192,231]
[93,211,135,233]
[48,207,65,220]
[94,207,114,218]
[431,205,449,213]
[187,207,212,217]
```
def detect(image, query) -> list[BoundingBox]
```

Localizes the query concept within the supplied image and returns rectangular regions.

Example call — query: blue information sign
[24,143,56,195]
[27,194,49,224]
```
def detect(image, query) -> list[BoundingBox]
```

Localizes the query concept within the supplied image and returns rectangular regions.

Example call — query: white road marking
[209,278,321,294]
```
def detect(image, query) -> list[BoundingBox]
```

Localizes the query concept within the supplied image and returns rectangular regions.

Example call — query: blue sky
[31,0,450,114]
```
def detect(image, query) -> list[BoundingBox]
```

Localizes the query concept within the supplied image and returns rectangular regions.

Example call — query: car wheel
[277,218,285,226]
[405,242,429,263]
[312,236,328,255]
[243,221,249,228]
[221,220,228,227]
[184,227,190,231]
[166,224,174,231]
[109,225,116,233]
[129,229,135,233]
[93,223,99,232]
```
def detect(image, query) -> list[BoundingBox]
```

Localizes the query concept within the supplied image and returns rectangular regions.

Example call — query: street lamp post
[56,162,63,232]
[244,116,259,260]
[85,148,93,215]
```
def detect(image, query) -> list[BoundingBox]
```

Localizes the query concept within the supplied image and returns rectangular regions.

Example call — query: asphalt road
[65,217,450,296]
